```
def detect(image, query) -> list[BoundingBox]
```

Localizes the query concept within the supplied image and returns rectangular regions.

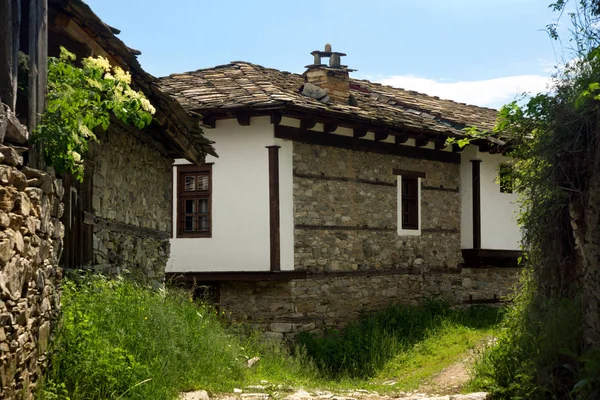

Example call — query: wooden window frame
[393,169,426,234]
[177,164,212,238]
[401,177,419,230]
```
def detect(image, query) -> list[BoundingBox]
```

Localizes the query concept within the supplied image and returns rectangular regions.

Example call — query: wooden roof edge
[50,0,216,161]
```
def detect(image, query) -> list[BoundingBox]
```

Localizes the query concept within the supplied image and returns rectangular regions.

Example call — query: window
[393,169,426,235]
[499,164,514,194]
[177,164,212,237]
[401,177,419,229]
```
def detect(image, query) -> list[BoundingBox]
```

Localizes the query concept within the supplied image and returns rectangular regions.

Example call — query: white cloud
[372,74,552,108]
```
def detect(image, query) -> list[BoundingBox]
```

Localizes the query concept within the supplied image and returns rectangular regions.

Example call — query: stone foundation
[0,104,64,399]
[220,267,520,338]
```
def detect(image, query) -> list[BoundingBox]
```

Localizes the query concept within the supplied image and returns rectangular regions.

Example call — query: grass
[467,269,600,399]
[40,275,506,399]
[296,302,503,382]
[374,322,495,392]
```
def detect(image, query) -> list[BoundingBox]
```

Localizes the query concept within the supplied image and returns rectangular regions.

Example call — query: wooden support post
[0,0,20,111]
[267,145,281,272]
[471,160,482,249]
[28,0,48,169]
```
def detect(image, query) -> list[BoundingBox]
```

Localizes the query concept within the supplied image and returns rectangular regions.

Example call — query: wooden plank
[294,172,396,187]
[166,271,306,282]
[83,211,170,240]
[296,224,396,232]
[392,168,427,179]
[0,0,20,111]
[275,125,461,164]
[267,145,281,272]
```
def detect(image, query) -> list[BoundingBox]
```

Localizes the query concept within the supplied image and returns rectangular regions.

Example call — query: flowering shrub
[35,47,155,181]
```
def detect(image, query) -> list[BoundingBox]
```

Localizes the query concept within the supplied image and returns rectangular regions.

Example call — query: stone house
[160,46,522,337]
[45,0,216,283]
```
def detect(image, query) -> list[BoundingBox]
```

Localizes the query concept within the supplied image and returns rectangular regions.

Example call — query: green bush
[469,269,600,399]
[297,301,503,379]
[42,275,249,399]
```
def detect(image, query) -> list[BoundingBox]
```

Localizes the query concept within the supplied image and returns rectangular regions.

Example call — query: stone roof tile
[159,62,499,138]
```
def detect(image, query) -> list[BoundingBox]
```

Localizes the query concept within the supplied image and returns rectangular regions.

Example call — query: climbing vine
[35,47,155,181]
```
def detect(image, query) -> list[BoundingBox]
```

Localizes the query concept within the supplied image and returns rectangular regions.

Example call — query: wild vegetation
[34,47,155,180]
[466,1,600,398]
[40,276,501,400]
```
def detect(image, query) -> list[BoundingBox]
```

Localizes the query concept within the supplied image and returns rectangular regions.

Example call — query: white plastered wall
[460,145,521,250]
[168,117,294,272]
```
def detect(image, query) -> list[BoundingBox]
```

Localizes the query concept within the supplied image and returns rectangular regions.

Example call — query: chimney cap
[307,44,355,71]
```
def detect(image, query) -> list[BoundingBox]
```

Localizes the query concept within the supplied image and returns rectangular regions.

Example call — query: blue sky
[85,0,566,108]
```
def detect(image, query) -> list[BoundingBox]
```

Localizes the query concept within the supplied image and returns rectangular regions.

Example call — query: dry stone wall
[88,125,172,283]
[0,104,64,399]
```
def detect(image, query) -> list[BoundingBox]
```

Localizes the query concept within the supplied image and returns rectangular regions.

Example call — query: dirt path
[181,340,489,400]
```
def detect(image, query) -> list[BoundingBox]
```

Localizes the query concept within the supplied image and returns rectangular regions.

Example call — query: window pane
[199,216,209,231]
[199,198,209,213]
[184,176,196,191]
[185,216,195,231]
[198,175,209,191]
[185,199,196,214]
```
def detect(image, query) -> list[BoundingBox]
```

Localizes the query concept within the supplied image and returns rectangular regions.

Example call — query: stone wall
[0,104,64,399]
[88,125,172,283]
[221,267,520,338]
[293,143,462,271]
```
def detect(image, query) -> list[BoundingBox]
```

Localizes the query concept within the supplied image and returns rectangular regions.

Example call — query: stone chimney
[303,44,355,104]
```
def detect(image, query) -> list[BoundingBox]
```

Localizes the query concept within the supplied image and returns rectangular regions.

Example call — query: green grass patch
[41,275,506,399]
[374,322,495,392]
[41,275,317,400]
[297,302,503,382]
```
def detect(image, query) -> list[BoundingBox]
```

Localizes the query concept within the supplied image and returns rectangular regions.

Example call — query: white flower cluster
[83,56,111,73]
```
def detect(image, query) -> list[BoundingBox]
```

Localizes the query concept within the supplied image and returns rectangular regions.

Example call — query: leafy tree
[35,48,155,181]
[469,1,600,398]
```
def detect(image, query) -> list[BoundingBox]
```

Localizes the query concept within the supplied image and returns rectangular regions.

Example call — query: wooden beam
[275,125,461,164]
[395,134,408,144]
[300,117,317,131]
[236,112,251,126]
[353,128,367,138]
[166,271,306,282]
[28,0,49,170]
[392,169,427,179]
[471,160,482,249]
[478,142,491,153]
[435,139,447,150]
[83,211,170,240]
[266,145,281,272]
[0,0,20,111]
[415,137,429,147]
[270,112,282,125]
[323,122,338,134]
[452,144,465,153]
[202,114,216,128]
[374,130,389,142]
